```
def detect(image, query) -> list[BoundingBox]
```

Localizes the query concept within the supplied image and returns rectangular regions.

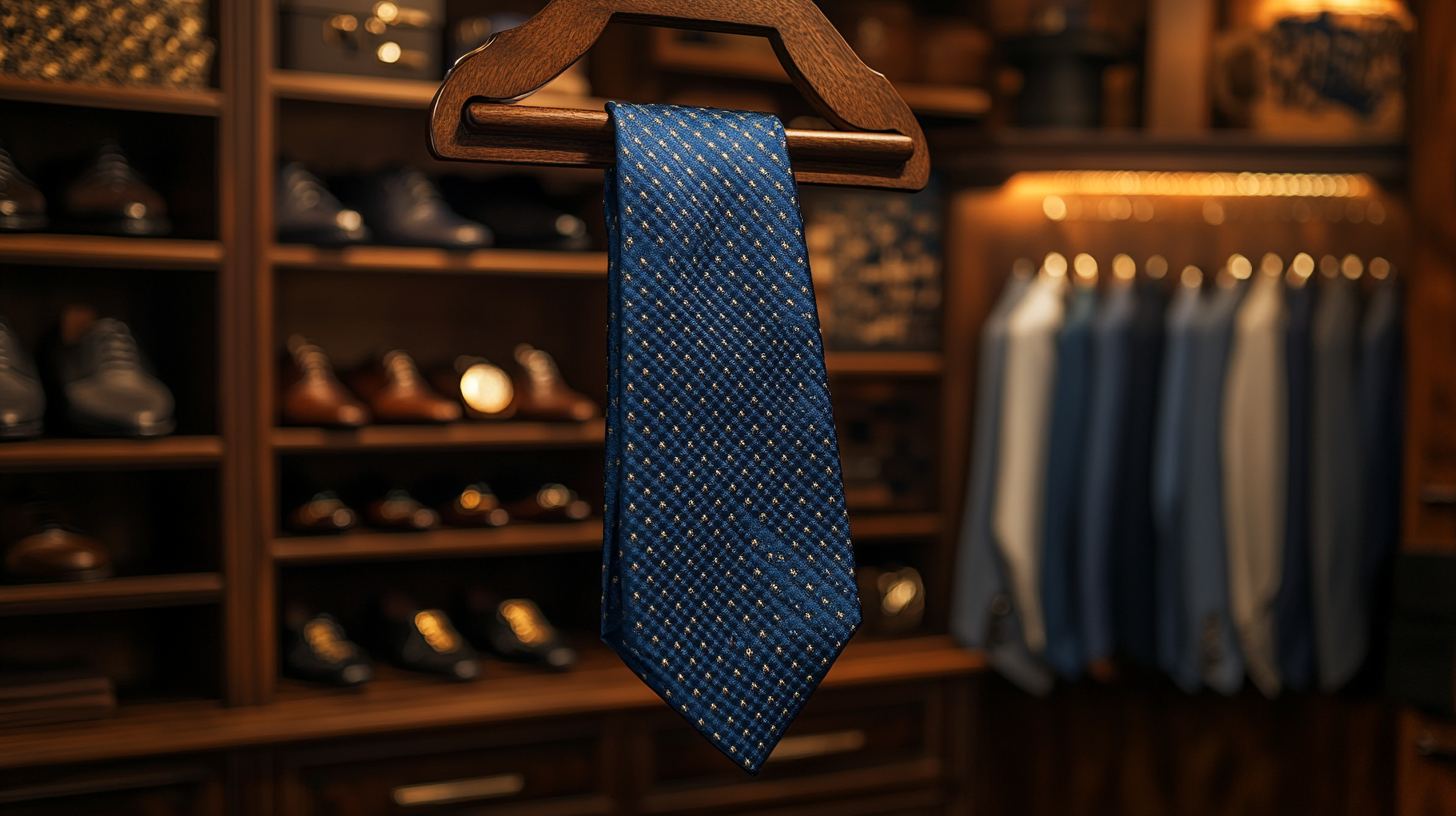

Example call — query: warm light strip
[1005,171,1375,199]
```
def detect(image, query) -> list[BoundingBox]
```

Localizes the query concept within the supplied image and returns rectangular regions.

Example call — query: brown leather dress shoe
[430,356,515,420]
[438,482,509,528]
[280,337,370,428]
[350,350,461,424]
[511,344,598,422]
[365,489,439,531]
[504,483,591,523]
[5,524,111,583]
[65,141,170,236]
[285,491,358,534]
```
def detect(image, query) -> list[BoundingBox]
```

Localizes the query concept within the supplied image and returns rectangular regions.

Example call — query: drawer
[277,721,611,816]
[1400,708,1456,816]
[0,760,223,816]
[639,681,943,813]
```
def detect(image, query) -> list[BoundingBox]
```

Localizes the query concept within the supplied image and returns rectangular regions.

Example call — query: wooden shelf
[272,520,603,564]
[0,635,983,770]
[650,37,990,119]
[929,129,1409,186]
[0,436,224,472]
[851,512,942,540]
[825,351,943,376]
[271,244,607,277]
[0,76,222,116]
[0,573,224,616]
[270,70,607,111]
[272,419,606,453]
[0,234,223,270]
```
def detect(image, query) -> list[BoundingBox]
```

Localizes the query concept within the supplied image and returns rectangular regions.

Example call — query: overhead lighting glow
[1006,170,1375,199]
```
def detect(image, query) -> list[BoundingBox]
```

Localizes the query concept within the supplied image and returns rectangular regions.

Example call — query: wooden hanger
[428,0,929,191]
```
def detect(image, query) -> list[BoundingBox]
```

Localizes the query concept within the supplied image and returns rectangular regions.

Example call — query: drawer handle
[1417,731,1456,763]
[392,773,525,807]
[767,729,867,762]
[1420,485,1456,506]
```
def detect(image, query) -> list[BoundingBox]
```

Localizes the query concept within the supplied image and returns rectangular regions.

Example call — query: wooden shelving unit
[0,75,222,116]
[271,521,603,564]
[270,69,607,110]
[0,573,224,616]
[271,244,607,277]
[850,512,941,540]
[0,436,225,471]
[0,635,983,771]
[270,420,606,453]
[0,235,224,270]
[650,32,991,119]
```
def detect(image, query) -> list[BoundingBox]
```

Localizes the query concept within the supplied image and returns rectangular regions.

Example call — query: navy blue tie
[599,102,862,774]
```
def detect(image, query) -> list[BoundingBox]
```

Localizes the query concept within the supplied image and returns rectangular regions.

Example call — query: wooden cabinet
[0,760,224,816]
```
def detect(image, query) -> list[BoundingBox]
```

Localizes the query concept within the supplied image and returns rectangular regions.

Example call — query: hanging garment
[1077,280,1138,667]
[1041,283,1099,677]
[1311,276,1365,690]
[950,271,1054,695]
[993,269,1068,654]
[1360,276,1405,673]
[599,103,861,773]
[1222,272,1288,698]
[1153,280,1203,692]
[1182,277,1247,695]
[1276,279,1318,691]
[1112,278,1169,668]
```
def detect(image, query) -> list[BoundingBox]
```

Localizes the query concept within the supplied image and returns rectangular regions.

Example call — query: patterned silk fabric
[600,102,861,774]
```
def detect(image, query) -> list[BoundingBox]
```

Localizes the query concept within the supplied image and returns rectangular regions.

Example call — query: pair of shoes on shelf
[279,338,597,427]
[282,591,577,686]
[3,504,110,584]
[285,481,588,535]
[279,339,456,427]
[0,142,170,236]
[0,307,175,440]
[275,163,490,250]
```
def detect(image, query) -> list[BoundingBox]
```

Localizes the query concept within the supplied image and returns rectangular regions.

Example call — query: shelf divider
[271,244,606,277]
[0,437,225,472]
[0,573,224,616]
[0,235,223,270]
[0,76,222,116]
[272,420,606,453]
[272,521,603,564]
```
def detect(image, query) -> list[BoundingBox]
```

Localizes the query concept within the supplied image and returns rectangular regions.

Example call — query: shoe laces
[281,164,334,209]
[515,344,560,389]
[88,143,138,188]
[402,170,447,215]
[383,350,421,386]
[293,345,335,379]
[0,149,20,184]
[89,319,142,373]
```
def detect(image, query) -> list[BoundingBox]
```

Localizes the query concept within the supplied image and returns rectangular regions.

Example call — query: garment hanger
[428,0,929,191]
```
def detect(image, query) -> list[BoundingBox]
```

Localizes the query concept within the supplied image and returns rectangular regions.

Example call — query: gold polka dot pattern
[599,103,861,775]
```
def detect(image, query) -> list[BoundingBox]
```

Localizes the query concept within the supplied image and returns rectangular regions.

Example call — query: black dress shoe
[275,163,370,246]
[0,147,47,232]
[65,142,170,236]
[380,593,480,681]
[285,491,358,535]
[283,611,373,686]
[463,590,577,671]
[53,308,175,438]
[347,167,491,249]
[442,175,589,251]
[0,318,44,440]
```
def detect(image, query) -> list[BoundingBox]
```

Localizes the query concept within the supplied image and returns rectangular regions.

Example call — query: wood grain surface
[428,0,928,190]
